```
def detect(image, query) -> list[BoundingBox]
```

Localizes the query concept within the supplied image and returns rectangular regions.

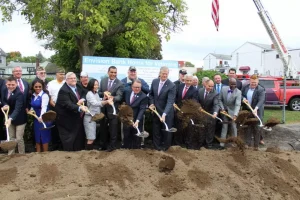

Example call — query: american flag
[211,0,219,31]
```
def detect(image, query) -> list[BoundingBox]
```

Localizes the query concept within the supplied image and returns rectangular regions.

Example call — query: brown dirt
[0,148,300,199]
[158,155,175,172]
[0,141,18,151]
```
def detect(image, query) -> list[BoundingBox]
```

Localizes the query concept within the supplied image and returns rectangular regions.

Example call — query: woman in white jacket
[84,79,111,150]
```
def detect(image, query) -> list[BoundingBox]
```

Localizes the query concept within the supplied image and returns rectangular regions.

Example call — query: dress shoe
[218,146,225,150]
[105,147,116,152]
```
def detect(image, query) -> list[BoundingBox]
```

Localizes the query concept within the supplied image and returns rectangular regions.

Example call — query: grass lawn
[264,107,300,124]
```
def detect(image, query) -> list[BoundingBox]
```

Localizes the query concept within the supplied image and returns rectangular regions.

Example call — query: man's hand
[107,99,113,105]
[77,99,85,105]
[5,118,11,127]
[80,106,88,112]
[160,114,166,123]
[2,105,9,111]
[252,108,258,116]
[243,98,249,104]
[149,104,155,110]
[233,115,237,121]
[212,113,217,118]
[133,121,139,128]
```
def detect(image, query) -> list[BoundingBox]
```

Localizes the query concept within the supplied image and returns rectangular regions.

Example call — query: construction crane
[252,0,291,123]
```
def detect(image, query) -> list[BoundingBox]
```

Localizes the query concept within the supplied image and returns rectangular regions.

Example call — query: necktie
[7,91,11,100]
[217,84,220,93]
[75,88,80,100]
[204,91,208,100]
[130,94,136,104]
[182,87,188,99]
[107,80,112,91]
[18,79,24,93]
[158,82,164,95]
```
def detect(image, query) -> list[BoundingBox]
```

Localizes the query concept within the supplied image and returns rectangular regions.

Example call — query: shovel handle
[1,106,10,141]
[242,99,263,127]
[149,106,169,130]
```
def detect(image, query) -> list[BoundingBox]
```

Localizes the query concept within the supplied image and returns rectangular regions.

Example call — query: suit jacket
[1,87,27,125]
[17,78,30,110]
[173,79,184,93]
[124,90,148,130]
[175,83,198,107]
[222,78,243,90]
[219,86,241,117]
[149,78,176,117]
[241,84,265,119]
[197,88,219,114]
[99,77,124,117]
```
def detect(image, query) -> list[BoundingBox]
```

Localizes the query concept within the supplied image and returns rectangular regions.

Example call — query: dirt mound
[158,155,175,172]
[0,148,300,199]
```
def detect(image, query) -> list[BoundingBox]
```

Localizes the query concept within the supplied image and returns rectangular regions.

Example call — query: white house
[231,42,300,78]
[0,48,6,75]
[203,53,231,72]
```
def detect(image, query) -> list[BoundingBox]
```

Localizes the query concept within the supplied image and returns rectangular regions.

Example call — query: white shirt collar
[33,90,44,97]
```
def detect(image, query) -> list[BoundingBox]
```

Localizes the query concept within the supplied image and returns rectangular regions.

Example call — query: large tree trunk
[75,37,95,71]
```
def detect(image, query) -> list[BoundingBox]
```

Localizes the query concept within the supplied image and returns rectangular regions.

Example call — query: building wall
[261,49,300,77]
[0,56,6,67]
[203,54,231,70]
[231,43,264,75]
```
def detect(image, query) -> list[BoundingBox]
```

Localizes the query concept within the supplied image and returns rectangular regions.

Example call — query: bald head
[205,80,214,92]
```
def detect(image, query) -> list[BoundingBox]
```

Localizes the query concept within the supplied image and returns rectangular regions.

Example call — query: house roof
[248,42,272,50]
[203,53,232,60]
[7,61,35,68]
[0,48,6,57]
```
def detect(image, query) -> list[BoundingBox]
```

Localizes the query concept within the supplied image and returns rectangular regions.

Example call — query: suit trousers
[220,116,237,147]
[8,123,26,155]
[152,114,173,150]
[101,115,118,149]
[245,125,260,148]
[123,125,141,149]
[205,119,215,146]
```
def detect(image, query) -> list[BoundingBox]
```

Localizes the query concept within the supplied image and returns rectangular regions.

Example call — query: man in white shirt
[47,68,65,150]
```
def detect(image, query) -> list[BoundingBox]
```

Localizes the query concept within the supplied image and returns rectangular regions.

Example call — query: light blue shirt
[246,88,255,105]
[67,84,81,112]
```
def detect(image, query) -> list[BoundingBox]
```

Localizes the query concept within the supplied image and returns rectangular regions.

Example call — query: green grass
[264,107,300,124]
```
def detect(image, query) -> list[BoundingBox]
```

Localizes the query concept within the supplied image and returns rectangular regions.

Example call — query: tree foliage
[1,0,188,70]
[185,61,195,67]
[195,70,227,85]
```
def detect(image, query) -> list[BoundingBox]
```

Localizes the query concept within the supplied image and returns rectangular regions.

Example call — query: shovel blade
[39,125,55,130]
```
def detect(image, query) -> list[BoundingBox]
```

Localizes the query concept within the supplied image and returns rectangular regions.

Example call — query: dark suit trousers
[245,125,260,148]
[0,112,5,140]
[123,125,141,149]
[49,105,62,150]
[205,120,216,146]
[152,114,173,150]
[100,113,118,149]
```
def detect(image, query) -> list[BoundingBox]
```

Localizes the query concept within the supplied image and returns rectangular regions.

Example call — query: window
[259,80,274,88]
[276,54,279,59]
[0,57,2,63]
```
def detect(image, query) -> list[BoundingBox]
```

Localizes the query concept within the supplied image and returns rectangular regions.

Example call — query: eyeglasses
[39,72,46,75]
[34,86,42,89]
[67,77,76,80]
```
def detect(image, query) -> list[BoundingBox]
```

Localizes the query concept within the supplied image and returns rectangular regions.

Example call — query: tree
[185,61,195,68]
[1,0,188,69]
[195,70,227,85]
[6,51,37,64]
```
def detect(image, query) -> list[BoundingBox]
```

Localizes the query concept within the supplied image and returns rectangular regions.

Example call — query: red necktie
[182,87,188,99]
[18,79,24,93]
[75,88,80,100]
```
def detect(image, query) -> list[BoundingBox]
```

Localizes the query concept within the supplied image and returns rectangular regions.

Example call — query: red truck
[241,77,300,111]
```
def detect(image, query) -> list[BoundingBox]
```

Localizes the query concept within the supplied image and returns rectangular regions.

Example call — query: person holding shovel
[83,79,112,150]
[1,76,26,155]
[30,79,52,152]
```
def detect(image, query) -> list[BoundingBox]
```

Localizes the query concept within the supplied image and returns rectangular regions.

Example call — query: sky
[1,0,300,67]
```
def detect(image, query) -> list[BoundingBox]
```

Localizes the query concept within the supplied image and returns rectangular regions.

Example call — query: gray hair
[202,77,209,82]
[66,72,76,79]
[13,66,22,72]
[192,76,198,81]
[184,74,193,79]
[160,66,169,72]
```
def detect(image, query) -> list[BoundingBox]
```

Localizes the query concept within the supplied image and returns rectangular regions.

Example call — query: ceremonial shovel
[27,110,55,130]
[149,107,177,132]
[0,107,17,151]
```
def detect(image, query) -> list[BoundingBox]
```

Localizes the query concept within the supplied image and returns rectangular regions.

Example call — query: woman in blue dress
[30,79,51,152]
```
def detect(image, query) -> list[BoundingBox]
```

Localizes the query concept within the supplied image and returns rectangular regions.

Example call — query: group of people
[0,65,265,154]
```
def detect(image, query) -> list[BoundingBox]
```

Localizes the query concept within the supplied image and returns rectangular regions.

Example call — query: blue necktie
[217,84,220,93]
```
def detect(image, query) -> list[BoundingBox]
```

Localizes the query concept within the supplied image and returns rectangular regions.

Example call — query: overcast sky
[1,0,300,67]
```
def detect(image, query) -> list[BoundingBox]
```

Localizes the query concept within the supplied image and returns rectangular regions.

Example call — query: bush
[195,70,227,86]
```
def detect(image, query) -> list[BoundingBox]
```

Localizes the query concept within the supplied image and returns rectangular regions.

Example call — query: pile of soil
[0,146,300,200]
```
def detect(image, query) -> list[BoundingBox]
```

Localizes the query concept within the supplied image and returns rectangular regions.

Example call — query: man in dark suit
[98,66,124,152]
[192,76,199,90]
[241,74,265,149]
[12,66,30,111]
[174,74,198,146]
[173,69,187,92]
[1,76,27,155]
[197,79,219,148]
[55,72,88,151]
[222,68,243,90]
[122,80,148,149]
[149,66,176,151]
